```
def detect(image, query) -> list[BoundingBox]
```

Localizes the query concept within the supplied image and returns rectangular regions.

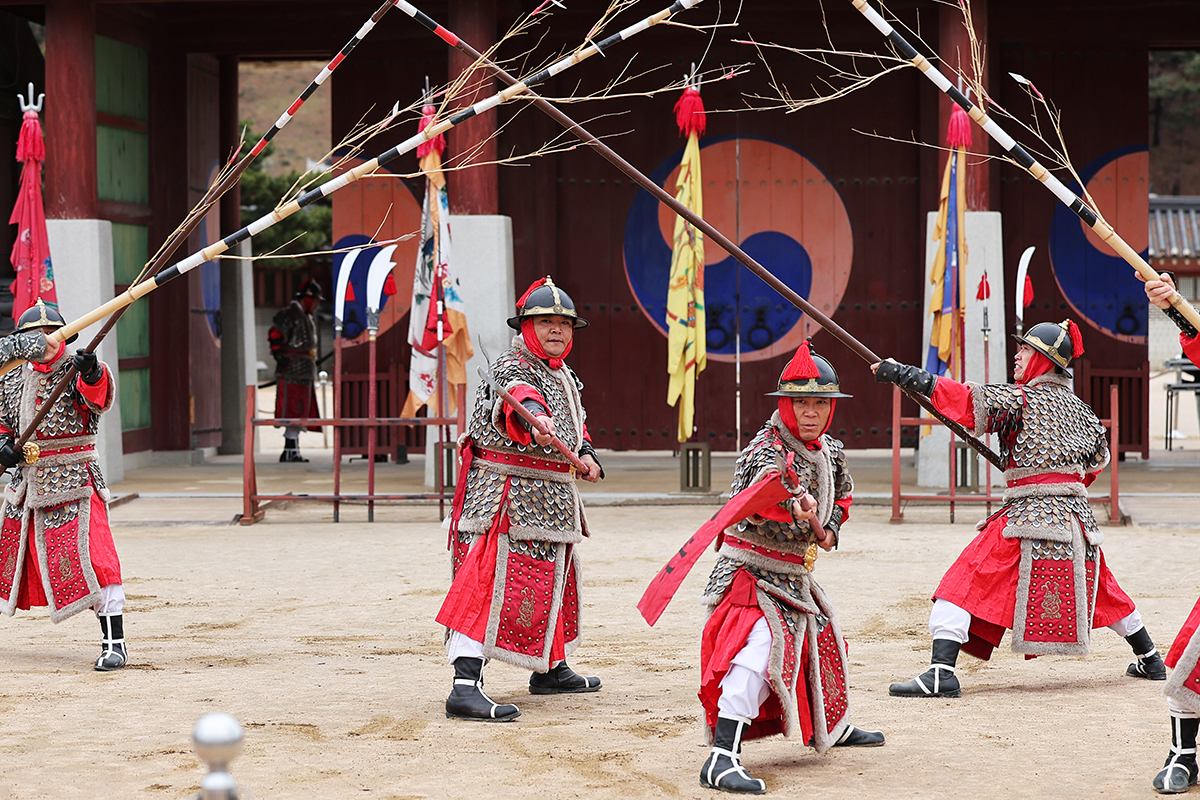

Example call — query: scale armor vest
[701,413,852,610]
[973,373,1106,544]
[273,302,317,384]
[0,354,110,510]
[456,336,587,543]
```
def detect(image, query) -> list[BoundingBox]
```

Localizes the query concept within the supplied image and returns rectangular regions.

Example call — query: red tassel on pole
[976,272,991,301]
[383,273,397,297]
[416,103,446,159]
[946,103,972,150]
[344,281,356,302]
[673,87,706,138]
[1022,275,1035,308]
[15,110,44,164]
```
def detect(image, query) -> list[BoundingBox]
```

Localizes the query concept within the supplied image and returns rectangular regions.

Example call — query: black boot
[529,660,601,695]
[1154,715,1199,794]
[833,724,886,747]
[445,657,520,722]
[700,713,766,794]
[94,614,127,671]
[889,638,961,697]
[280,437,309,463]
[1127,626,1168,680]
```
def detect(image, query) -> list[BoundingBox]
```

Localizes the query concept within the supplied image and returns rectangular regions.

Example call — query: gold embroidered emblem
[1041,581,1063,619]
[57,552,73,581]
[2,553,14,584]
[516,586,535,627]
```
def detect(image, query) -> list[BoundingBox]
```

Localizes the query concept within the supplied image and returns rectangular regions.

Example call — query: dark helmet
[1014,319,1082,372]
[765,340,852,398]
[506,276,589,330]
[15,298,76,344]
[295,279,325,302]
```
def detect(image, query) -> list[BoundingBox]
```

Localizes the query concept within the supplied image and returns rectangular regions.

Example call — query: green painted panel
[118,367,151,431]
[116,299,149,360]
[95,37,148,121]
[97,126,148,204]
[110,223,148,285]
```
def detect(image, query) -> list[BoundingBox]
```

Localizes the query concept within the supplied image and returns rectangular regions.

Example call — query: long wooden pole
[395,1,1005,470]
[12,0,402,450]
[848,0,1200,330]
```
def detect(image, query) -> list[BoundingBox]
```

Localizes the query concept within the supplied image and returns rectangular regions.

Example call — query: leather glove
[874,358,936,396]
[0,436,21,470]
[72,351,103,384]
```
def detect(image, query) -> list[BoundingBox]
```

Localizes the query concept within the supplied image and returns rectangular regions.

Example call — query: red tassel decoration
[1022,275,1035,308]
[946,103,972,150]
[416,103,446,159]
[516,277,548,308]
[673,87,706,138]
[383,273,397,297]
[344,281,356,302]
[976,272,991,301]
[780,340,820,381]
[1066,320,1084,358]
[15,110,44,163]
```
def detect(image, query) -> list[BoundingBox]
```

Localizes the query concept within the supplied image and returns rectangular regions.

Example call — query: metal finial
[17,82,43,114]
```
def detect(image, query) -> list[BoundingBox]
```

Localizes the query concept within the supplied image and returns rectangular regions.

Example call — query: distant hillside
[238,60,332,178]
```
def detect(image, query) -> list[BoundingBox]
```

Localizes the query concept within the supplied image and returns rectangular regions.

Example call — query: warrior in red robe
[695,342,884,794]
[436,277,603,722]
[0,300,127,670]
[873,319,1164,699]
[268,279,322,463]
[1145,273,1200,794]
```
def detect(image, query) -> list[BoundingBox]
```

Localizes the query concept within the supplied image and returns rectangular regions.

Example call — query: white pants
[929,598,1144,641]
[93,583,125,616]
[446,630,485,663]
[717,617,774,720]
[1169,698,1200,718]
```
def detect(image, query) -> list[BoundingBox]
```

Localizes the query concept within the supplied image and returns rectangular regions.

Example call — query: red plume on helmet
[1066,319,1084,358]
[781,339,820,381]
[515,277,548,308]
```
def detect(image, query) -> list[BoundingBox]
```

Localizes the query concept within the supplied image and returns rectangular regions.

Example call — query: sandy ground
[0,495,1193,799]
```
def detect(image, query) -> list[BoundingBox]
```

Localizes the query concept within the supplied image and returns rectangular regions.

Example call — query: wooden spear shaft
[400,7,1005,470]
[848,0,1200,331]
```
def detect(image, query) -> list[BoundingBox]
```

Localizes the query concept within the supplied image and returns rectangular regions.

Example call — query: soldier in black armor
[0,300,128,670]
[436,277,602,722]
[697,341,884,795]
[268,280,323,462]
[873,319,1164,698]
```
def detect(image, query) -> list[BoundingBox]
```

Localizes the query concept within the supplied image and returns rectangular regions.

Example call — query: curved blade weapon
[396,0,1005,469]
[848,0,1200,333]
[9,0,401,451]
[1014,245,1035,337]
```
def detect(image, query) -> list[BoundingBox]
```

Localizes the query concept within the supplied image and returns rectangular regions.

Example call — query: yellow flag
[665,130,706,442]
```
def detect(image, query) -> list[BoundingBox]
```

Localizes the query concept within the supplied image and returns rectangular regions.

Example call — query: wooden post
[891,386,903,524]
[44,0,98,219]
[447,0,498,214]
